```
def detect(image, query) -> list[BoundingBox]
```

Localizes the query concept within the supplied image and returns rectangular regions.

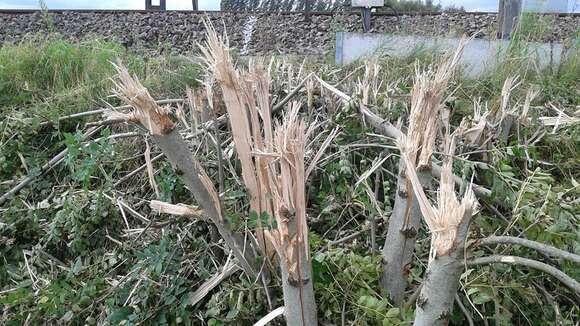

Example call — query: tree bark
[476,236,580,263]
[152,130,261,280]
[381,161,431,305]
[467,255,580,294]
[413,212,472,326]
[280,247,318,326]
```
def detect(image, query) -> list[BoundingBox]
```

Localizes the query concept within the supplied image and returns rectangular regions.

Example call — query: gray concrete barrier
[335,32,569,76]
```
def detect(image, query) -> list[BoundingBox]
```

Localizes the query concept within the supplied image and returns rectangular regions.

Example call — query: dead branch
[476,236,580,264]
[466,255,580,294]
[187,258,240,307]
[112,62,262,281]
[150,200,203,217]
[254,307,285,326]
[38,99,184,127]
[315,75,493,199]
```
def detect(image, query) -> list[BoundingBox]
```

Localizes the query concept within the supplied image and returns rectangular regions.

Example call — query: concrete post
[498,0,522,39]
[145,0,166,11]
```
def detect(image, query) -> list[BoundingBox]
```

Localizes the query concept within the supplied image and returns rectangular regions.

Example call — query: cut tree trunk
[381,162,431,305]
[413,210,472,326]
[280,244,318,326]
[152,130,262,280]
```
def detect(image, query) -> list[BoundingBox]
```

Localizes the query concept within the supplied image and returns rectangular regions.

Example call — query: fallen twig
[188,258,240,307]
[103,193,150,224]
[150,200,203,217]
[114,153,164,187]
[475,236,580,264]
[38,99,184,127]
[272,72,314,112]
[315,75,493,199]
[455,294,475,326]
[253,307,285,326]
[467,255,580,294]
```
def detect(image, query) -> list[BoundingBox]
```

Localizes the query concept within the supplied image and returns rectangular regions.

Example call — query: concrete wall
[335,32,567,76]
[0,11,578,56]
[523,0,569,13]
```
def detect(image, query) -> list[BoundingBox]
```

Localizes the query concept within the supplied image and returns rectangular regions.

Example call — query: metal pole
[192,0,198,11]
[498,0,522,39]
[160,0,166,11]
[145,0,152,10]
[497,0,505,38]
[362,7,371,32]
[305,0,312,21]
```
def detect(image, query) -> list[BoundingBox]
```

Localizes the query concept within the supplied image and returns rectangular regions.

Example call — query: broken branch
[467,255,580,294]
[315,75,493,199]
[476,236,580,264]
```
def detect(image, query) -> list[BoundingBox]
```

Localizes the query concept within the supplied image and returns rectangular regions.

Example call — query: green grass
[0,36,201,119]
[0,36,201,183]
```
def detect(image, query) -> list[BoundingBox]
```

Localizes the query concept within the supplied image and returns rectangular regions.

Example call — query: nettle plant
[64,128,114,188]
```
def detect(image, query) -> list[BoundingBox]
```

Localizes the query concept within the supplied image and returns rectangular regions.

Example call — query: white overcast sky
[0,0,577,12]
[0,0,498,11]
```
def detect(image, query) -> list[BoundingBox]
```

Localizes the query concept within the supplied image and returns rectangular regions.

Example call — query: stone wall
[0,11,578,55]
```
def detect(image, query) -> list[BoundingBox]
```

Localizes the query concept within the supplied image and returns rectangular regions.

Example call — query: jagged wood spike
[381,38,468,305]
[112,62,261,280]
[398,131,478,326]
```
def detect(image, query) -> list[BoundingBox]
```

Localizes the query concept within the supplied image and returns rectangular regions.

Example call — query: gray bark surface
[477,236,580,263]
[381,162,431,305]
[358,104,492,199]
[467,255,580,294]
[413,213,472,326]
[280,247,318,326]
[153,130,261,279]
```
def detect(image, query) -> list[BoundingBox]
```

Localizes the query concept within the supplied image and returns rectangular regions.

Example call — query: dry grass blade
[144,137,160,199]
[305,126,339,179]
[499,75,521,116]
[520,86,540,122]
[462,100,489,146]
